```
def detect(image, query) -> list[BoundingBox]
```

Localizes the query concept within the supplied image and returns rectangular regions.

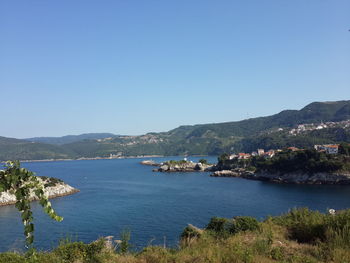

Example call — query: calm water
[1,156,350,252]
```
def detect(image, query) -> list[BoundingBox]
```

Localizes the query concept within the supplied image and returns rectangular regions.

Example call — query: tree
[218,153,230,163]
[199,159,208,165]
[339,143,350,156]
[0,161,63,247]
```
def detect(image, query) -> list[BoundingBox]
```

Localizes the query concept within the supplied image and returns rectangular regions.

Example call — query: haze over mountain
[1,100,349,161]
[25,133,116,145]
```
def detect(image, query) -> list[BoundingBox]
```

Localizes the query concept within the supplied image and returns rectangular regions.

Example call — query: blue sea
[1,156,350,252]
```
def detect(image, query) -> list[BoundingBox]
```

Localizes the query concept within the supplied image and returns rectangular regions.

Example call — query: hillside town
[229,144,342,160]
[288,119,350,135]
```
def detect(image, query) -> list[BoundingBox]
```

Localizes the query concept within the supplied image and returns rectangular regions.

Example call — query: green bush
[0,253,24,263]
[273,208,350,247]
[140,246,171,262]
[231,216,260,234]
[52,241,87,262]
[206,216,259,237]
[275,208,326,243]
[206,217,231,233]
[52,239,105,263]
[270,246,285,260]
[181,226,201,239]
[118,230,131,254]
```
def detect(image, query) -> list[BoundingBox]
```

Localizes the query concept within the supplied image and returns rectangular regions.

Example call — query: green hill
[1,100,350,159]
[25,133,116,145]
[0,137,75,161]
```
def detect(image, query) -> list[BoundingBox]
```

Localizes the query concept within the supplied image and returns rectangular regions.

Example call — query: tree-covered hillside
[25,133,116,145]
[232,127,350,153]
[1,100,350,160]
[0,137,75,161]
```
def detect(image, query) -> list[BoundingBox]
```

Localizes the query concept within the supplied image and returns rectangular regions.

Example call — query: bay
[1,156,350,252]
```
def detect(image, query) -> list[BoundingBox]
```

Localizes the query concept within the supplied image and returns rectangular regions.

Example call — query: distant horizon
[10,98,350,139]
[1,1,349,138]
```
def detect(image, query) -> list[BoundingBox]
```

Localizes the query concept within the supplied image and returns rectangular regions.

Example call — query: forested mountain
[25,133,116,145]
[1,100,350,160]
[0,137,75,161]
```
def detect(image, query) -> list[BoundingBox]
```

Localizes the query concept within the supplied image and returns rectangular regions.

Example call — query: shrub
[52,239,105,263]
[0,253,24,263]
[273,208,326,243]
[324,210,350,248]
[52,241,87,262]
[181,226,202,240]
[206,216,259,237]
[140,246,171,262]
[119,230,131,254]
[206,217,231,233]
[274,207,350,247]
[231,216,260,234]
[270,246,285,260]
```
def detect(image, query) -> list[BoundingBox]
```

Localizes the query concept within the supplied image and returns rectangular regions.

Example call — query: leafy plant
[231,216,260,233]
[119,229,131,254]
[0,161,63,246]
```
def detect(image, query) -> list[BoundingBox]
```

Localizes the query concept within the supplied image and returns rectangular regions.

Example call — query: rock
[210,170,239,177]
[0,177,79,206]
[210,167,350,185]
[195,163,204,171]
[153,161,214,173]
[140,160,160,166]
[255,171,350,185]
[160,165,169,171]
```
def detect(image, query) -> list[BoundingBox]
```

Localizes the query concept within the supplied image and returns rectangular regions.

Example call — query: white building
[314,144,339,154]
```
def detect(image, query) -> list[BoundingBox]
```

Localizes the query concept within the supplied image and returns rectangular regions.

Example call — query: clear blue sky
[1,0,349,138]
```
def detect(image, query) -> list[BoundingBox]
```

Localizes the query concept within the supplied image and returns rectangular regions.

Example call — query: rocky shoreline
[140,159,214,172]
[255,171,350,184]
[143,159,350,185]
[0,177,79,206]
[210,169,350,185]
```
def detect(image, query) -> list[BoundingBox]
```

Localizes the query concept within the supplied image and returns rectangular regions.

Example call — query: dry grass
[1,208,350,263]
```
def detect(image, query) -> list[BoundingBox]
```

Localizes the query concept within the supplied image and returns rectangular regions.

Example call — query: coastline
[1,154,216,164]
[0,182,80,206]
[1,155,165,164]
[210,169,350,185]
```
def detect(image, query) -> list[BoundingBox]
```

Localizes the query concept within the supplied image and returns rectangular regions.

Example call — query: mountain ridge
[25,133,116,145]
[1,100,349,160]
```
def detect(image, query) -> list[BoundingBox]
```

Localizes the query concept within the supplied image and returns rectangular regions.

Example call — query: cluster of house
[229,148,276,160]
[314,144,339,154]
[229,144,342,160]
[289,120,350,135]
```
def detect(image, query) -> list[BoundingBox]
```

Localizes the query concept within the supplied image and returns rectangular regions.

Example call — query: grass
[1,208,350,263]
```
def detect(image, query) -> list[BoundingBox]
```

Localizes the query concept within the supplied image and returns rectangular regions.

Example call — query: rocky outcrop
[153,162,214,172]
[140,160,160,166]
[210,169,256,179]
[0,177,79,206]
[211,170,239,177]
[210,168,350,184]
[256,171,350,184]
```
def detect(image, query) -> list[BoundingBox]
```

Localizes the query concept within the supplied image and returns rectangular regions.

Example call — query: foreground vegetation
[1,208,350,263]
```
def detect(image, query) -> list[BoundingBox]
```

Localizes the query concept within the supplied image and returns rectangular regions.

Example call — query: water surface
[1,156,350,251]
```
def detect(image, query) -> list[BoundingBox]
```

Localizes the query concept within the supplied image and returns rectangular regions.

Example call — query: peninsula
[143,143,350,184]
[211,143,350,184]
[0,176,79,206]
[141,159,214,172]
